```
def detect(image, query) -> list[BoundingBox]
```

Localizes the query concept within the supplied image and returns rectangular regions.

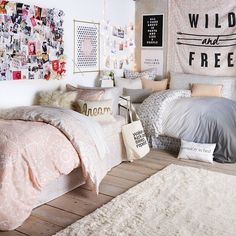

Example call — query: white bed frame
[0,83,127,208]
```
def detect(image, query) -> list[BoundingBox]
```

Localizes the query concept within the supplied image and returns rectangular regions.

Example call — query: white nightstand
[100,78,114,88]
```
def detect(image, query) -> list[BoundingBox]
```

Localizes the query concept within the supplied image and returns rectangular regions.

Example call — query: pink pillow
[191,83,223,97]
[66,84,104,101]
[141,78,168,92]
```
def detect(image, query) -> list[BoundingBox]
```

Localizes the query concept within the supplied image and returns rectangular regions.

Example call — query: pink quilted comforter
[0,106,110,231]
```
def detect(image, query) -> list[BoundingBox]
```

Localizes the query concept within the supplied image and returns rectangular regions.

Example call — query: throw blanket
[168,0,236,76]
[138,90,236,163]
[0,106,110,230]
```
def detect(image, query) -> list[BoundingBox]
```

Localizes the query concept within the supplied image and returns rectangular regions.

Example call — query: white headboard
[0,80,60,108]
[169,72,236,101]
[0,75,99,108]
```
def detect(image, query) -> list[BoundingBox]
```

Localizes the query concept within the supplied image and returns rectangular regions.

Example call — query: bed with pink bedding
[0,106,115,231]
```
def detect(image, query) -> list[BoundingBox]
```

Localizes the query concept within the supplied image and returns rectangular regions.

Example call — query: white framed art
[141,49,164,76]
[73,20,100,73]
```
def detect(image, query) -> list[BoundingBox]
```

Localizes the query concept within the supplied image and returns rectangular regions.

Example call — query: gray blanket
[138,90,236,163]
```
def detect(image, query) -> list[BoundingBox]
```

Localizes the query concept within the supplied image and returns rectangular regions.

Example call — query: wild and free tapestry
[168,0,236,76]
[0,1,65,81]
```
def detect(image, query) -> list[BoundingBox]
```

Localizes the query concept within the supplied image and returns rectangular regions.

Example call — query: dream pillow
[75,99,115,122]
[178,140,216,163]
[66,84,121,115]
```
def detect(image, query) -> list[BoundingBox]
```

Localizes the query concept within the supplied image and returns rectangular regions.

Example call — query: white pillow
[115,77,143,90]
[170,72,236,100]
[178,140,216,163]
[76,99,115,122]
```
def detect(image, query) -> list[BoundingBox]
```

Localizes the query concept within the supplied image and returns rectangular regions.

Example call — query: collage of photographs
[0,0,65,81]
[103,21,135,71]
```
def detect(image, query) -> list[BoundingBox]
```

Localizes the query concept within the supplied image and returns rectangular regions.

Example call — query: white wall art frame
[74,20,100,73]
[141,49,164,76]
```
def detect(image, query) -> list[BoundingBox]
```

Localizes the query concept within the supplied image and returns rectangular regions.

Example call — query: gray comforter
[138,90,236,163]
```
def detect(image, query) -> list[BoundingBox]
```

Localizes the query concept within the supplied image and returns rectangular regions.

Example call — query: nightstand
[118,95,131,123]
[100,78,114,88]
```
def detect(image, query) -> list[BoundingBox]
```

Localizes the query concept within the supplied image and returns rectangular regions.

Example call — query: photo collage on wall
[103,20,135,71]
[0,1,65,81]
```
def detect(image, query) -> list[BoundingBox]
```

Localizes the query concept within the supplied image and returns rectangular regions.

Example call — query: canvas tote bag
[122,107,150,161]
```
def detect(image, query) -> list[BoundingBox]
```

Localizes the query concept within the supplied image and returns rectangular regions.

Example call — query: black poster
[142,14,163,47]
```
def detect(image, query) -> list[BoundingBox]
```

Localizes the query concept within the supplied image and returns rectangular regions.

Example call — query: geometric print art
[74,20,100,72]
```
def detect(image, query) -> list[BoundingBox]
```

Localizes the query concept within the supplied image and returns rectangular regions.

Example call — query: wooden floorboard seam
[44,204,84,217]
[15,230,29,236]
[45,203,85,218]
[11,150,236,236]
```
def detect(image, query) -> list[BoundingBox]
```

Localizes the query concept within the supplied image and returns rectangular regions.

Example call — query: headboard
[0,80,62,108]
[169,72,236,101]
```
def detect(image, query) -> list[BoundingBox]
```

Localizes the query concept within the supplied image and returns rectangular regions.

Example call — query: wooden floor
[2,149,236,236]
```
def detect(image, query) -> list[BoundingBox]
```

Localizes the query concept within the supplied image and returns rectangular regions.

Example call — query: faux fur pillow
[38,90,77,109]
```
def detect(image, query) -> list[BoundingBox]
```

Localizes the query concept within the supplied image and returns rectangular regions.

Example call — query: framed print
[141,49,164,76]
[142,14,164,48]
[74,20,100,73]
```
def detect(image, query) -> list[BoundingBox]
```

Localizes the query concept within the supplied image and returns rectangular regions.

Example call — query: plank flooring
[2,149,235,236]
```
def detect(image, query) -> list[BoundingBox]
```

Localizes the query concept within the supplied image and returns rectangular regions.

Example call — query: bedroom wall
[0,0,135,108]
[135,0,168,78]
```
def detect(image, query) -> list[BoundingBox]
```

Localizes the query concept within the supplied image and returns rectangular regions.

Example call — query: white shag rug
[55,164,236,236]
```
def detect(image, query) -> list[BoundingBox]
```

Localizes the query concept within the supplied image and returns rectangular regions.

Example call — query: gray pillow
[123,88,152,103]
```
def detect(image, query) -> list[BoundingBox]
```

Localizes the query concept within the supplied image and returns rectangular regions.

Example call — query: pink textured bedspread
[0,106,110,231]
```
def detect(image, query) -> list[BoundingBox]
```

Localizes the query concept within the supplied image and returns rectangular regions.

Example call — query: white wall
[0,0,135,108]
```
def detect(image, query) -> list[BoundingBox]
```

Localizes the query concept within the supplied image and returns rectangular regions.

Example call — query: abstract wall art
[74,20,100,73]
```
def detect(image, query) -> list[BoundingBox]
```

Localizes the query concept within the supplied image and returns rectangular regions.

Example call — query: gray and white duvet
[138,90,236,163]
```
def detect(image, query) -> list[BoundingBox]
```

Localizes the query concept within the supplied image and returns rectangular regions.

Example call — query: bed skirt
[148,135,180,154]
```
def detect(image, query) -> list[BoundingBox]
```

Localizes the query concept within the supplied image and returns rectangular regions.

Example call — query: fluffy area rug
[54,164,236,236]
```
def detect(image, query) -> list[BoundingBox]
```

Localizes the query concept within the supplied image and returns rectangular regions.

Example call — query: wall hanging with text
[142,14,163,48]
[168,0,236,76]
